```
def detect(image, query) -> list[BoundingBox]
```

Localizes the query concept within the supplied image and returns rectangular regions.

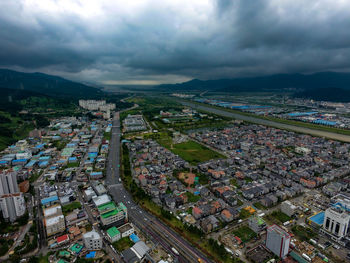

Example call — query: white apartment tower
[0,172,26,222]
[266,224,291,258]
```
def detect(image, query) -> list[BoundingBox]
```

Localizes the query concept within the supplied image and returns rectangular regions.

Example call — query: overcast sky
[1,0,350,85]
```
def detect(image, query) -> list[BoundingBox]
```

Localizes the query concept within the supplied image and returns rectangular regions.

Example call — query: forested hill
[0,68,103,98]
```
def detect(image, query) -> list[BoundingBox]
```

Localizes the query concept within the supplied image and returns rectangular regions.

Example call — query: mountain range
[158,72,350,93]
[0,68,103,98]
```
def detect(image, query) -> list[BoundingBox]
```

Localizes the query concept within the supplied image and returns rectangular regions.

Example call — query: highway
[179,100,350,143]
[106,112,215,263]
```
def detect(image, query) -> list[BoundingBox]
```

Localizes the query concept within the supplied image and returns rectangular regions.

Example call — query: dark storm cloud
[1,0,350,84]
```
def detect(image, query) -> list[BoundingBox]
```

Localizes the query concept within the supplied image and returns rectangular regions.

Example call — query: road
[75,187,122,262]
[106,112,215,263]
[179,100,350,143]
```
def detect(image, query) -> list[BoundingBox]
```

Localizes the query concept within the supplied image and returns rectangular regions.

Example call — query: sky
[1,0,350,85]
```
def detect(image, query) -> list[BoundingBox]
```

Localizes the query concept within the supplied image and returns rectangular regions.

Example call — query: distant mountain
[0,69,103,98]
[157,72,350,92]
[294,87,350,102]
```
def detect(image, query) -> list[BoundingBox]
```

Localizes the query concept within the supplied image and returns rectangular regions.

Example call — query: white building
[281,200,297,217]
[0,172,19,194]
[0,193,26,222]
[45,215,65,236]
[118,223,134,238]
[0,172,26,222]
[83,230,103,250]
[79,100,115,112]
[266,224,291,259]
[93,194,111,207]
[43,204,65,236]
[323,206,350,238]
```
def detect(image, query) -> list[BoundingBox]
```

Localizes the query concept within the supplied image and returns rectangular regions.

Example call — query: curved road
[106,111,214,263]
[180,100,350,143]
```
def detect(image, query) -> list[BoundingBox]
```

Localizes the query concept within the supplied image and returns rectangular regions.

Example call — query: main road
[105,112,214,263]
[179,100,350,143]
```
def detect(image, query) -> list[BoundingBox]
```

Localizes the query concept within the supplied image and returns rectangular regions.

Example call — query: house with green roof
[58,250,70,258]
[98,201,128,226]
[107,226,121,242]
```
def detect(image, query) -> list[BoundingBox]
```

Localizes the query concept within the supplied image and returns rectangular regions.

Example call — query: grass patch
[29,171,43,183]
[62,201,82,215]
[103,132,111,141]
[157,134,224,165]
[233,225,257,243]
[239,209,252,219]
[186,192,201,203]
[253,202,267,210]
[112,237,133,252]
[292,225,316,241]
[66,162,80,168]
[230,179,240,189]
[270,210,291,223]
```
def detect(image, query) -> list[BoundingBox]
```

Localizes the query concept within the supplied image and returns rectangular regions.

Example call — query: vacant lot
[158,135,224,165]
[233,225,257,243]
[270,210,291,223]
[113,237,133,252]
[62,201,82,215]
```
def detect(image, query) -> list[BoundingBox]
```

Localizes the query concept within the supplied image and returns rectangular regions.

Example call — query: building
[107,226,121,242]
[118,223,134,238]
[98,202,127,227]
[0,193,26,222]
[43,204,65,236]
[83,230,103,250]
[0,172,19,194]
[281,200,297,217]
[79,100,115,112]
[266,224,291,259]
[0,172,26,222]
[248,215,267,233]
[122,241,150,263]
[323,206,350,238]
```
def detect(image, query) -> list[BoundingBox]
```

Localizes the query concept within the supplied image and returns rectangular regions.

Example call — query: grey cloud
[1,0,350,84]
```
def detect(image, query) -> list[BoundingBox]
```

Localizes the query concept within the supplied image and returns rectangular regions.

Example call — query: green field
[186,192,201,203]
[233,225,257,242]
[270,210,291,223]
[292,225,316,241]
[157,135,225,165]
[113,237,133,252]
[253,202,267,210]
[62,201,82,215]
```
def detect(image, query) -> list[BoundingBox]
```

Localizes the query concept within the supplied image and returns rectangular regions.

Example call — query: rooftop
[107,226,120,238]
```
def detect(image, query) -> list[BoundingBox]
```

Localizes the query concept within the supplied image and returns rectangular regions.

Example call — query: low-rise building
[98,202,127,227]
[107,226,121,243]
[249,215,267,233]
[83,230,103,250]
[118,223,134,238]
[281,200,297,217]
